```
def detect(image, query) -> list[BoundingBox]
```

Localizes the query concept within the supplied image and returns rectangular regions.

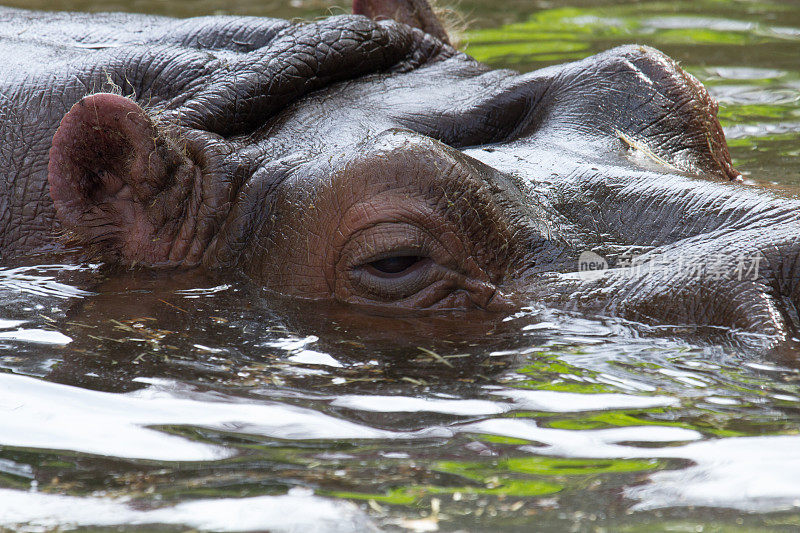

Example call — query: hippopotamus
[1,1,799,342]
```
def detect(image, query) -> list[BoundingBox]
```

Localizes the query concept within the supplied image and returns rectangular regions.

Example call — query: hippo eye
[337,223,447,303]
[352,252,436,301]
[366,255,424,277]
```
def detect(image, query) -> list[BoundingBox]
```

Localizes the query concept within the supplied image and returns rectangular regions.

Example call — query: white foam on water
[462,418,702,458]
[626,435,800,512]
[488,388,678,411]
[175,284,232,298]
[642,16,755,32]
[0,329,72,345]
[0,487,378,533]
[288,350,344,368]
[0,265,95,299]
[331,394,507,415]
[263,335,319,351]
[0,374,403,461]
[331,388,676,416]
[460,418,800,512]
[4,373,800,514]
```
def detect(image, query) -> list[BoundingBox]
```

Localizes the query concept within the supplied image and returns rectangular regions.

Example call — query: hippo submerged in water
[1,1,799,343]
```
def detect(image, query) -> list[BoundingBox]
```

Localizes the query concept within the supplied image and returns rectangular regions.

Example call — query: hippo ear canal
[48,93,197,266]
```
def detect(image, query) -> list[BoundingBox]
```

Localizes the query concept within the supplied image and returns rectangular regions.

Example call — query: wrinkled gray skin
[1,5,799,345]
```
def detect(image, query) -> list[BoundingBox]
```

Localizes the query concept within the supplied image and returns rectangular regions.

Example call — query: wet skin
[1,1,799,344]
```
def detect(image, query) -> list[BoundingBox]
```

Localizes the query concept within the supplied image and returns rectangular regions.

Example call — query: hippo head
[44,2,800,342]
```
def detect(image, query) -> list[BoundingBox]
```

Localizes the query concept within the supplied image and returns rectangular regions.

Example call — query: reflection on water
[1,0,800,531]
[3,266,800,531]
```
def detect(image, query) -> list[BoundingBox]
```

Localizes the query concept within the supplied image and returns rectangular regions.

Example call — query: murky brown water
[1,1,800,532]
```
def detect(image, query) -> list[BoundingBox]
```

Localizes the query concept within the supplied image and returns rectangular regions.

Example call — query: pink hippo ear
[48,93,197,266]
[353,0,451,45]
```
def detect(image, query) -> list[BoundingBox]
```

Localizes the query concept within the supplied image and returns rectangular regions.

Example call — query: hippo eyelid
[365,255,426,276]
[352,256,438,302]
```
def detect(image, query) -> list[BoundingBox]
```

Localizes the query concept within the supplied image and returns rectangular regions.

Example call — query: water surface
[1,1,800,531]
